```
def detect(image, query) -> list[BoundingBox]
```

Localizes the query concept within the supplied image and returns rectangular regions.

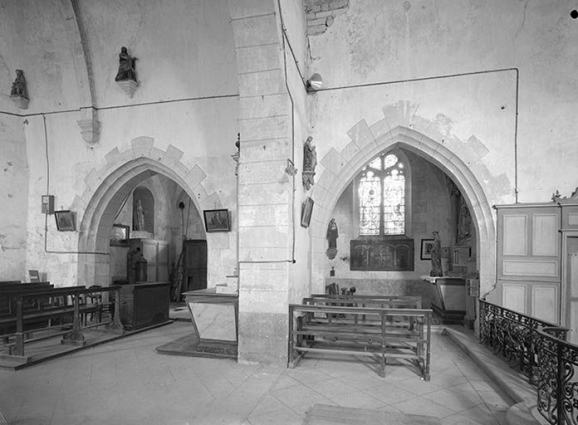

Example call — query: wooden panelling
[503,260,558,278]
[569,213,578,227]
[533,214,558,256]
[532,285,558,324]
[502,283,527,315]
[503,215,528,256]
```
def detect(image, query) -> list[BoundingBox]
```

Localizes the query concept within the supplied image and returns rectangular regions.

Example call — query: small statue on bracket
[326,218,339,260]
[430,231,443,277]
[115,47,138,82]
[302,136,317,190]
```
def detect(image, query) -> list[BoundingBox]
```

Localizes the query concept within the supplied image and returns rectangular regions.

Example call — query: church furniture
[182,239,208,292]
[128,239,170,284]
[1,286,123,360]
[288,303,431,380]
[118,282,170,330]
[422,276,466,324]
[183,288,238,353]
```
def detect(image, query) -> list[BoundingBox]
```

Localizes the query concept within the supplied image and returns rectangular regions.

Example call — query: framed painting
[420,239,435,260]
[204,209,230,232]
[301,197,314,228]
[110,224,130,246]
[54,210,75,231]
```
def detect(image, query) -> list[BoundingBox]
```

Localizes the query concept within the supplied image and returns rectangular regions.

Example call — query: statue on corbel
[10,69,29,109]
[115,46,139,97]
[302,136,317,190]
[232,133,240,176]
[326,218,338,260]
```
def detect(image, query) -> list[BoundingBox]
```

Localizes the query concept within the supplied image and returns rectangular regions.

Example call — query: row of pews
[288,291,432,380]
[0,281,123,360]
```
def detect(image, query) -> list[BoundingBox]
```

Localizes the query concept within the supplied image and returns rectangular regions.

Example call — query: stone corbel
[116,79,139,98]
[77,108,100,145]
[10,95,29,110]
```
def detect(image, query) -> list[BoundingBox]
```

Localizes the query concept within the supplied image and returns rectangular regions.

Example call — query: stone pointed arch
[72,138,221,286]
[310,125,496,297]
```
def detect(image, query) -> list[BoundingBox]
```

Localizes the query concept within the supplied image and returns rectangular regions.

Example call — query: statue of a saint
[133,199,145,231]
[115,47,137,82]
[430,231,443,277]
[303,136,317,190]
[327,218,338,249]
[10,69,28,99]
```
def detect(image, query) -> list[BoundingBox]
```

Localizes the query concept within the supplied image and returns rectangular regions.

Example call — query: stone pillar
[229,0,294,364]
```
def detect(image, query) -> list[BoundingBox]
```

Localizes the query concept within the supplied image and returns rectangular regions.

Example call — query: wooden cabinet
[183,239,207,291]
[119,282,170,330]
[128,239,169,283]
[495,203,561,323]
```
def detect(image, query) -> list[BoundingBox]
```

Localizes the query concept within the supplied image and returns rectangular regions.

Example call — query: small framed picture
[204,209,230,232]
[110,224,130,246]
[420,239,435,260]
[301,197,314,228]
[54,210,76,231]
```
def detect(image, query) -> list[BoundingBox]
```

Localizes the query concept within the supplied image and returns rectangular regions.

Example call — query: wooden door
[184,240,207,291]
[565,237,578,344]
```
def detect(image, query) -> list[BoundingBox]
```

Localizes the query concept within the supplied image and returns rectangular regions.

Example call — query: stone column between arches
[230,1,294,364]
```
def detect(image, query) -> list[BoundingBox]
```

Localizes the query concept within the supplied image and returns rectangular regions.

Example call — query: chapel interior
[1,1,578,424]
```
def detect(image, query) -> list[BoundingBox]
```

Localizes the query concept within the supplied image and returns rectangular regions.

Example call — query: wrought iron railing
[479,299,577,425]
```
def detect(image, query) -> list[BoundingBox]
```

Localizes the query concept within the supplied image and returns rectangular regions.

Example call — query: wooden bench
[1,286,123,358]
[288,303,432,380]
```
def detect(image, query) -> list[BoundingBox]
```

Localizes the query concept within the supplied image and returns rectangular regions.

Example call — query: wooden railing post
[288,305,294,365]
[107,286,124,332]
[14,296,25,357]
[62,293,85,345]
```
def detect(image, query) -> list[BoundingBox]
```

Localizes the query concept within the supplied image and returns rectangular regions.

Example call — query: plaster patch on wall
[467,135,490,158]
[304,0,350,36]
[485,173,512,200]
[382,101,421,130]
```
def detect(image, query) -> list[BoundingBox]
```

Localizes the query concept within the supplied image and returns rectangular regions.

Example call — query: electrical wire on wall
[314,67,520,203]
[41,113,108,255]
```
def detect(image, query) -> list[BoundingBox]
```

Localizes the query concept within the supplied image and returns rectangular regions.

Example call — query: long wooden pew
[1,286,123,359]
[288,299,432,380]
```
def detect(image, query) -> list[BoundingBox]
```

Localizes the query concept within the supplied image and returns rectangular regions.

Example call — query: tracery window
[358,153,406,236]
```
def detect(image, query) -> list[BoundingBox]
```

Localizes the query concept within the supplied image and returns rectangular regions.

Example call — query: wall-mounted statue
[326,218,339,259]
[430,231,443,277]
[302,136,317,190]
[10,69,28,99]
[115,47,138,82]
[133,199,145,231]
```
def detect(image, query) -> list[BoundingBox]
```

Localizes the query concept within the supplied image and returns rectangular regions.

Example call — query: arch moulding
[72,137,222,286]
[309,125,497,298]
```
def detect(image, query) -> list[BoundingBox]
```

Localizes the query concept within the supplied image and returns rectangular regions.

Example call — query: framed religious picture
[204,209,230,232]
[110,224,130,246]
[54,210,76,231]
[301,197,314,228]
[420,239,435,260]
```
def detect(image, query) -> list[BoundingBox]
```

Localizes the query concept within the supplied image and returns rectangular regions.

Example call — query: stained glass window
[358,153,406,236]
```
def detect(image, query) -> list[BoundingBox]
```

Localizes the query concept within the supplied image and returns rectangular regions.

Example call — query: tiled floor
[0,321,512,425]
